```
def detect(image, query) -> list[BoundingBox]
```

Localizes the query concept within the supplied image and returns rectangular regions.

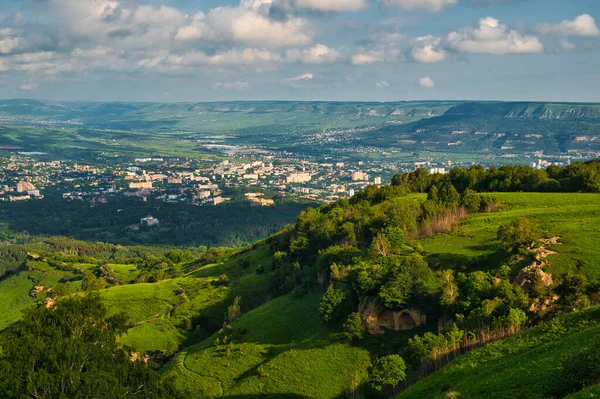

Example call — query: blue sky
[0,0,598,102]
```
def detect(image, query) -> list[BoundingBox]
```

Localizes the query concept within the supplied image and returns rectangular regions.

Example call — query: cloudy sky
[0,0,599,102]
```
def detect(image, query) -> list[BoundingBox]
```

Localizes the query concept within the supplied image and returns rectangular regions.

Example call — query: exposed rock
[98,265,120,285]
[358,298,426,335]
[30,285,45,298]
[514,236,561,295]
[129,352,150,363]
[515,263,553,294]
[44,297,56,308]
[530,295,560,315]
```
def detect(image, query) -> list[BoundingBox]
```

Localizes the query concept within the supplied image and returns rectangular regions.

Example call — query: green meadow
[418,192,600,281]
[397,305,600,399]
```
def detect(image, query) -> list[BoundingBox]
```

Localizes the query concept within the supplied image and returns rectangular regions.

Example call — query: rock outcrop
[359,298,426,335]
[514,237,560,295]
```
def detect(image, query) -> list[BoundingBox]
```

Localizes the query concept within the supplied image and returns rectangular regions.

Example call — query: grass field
[0,272,36,330]
[397,305,600,399]
[166,292,372,399]
[418,193,600,281]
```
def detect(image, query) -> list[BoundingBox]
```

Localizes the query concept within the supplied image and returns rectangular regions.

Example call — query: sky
[0,0,599,102]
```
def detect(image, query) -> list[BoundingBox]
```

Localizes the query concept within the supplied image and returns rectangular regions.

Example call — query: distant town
[0,149,578,210]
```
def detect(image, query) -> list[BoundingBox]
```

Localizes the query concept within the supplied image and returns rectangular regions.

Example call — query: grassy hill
[397,305,600,399]
[165,293,373,398]
[159,191,600,397]
[418,192,600,281]
[1,183,599,397]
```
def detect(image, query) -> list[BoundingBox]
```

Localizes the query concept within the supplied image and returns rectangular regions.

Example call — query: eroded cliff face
[358,298,426,335]
[514,236,561,295]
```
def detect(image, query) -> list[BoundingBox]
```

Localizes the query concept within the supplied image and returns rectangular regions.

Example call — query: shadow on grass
[426,248,510,273]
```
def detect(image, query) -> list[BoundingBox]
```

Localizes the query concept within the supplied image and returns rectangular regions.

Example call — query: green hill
[1,162,600,398]
[165,292,372,398]
[397,305,600,399]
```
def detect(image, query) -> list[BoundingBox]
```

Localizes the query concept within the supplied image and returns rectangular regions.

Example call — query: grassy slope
[397,306,600,399]
[419,192,600,281]
[0,272,36,329]
[164,192,600,398]
[165,292,372,399]
[0,262,85,330]
[101,245,276,353]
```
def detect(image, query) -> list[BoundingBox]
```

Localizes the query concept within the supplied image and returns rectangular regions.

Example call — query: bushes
[369,355,407,391]
[497,217,541,252]
[318,285,347,322]
[343,312,365,341]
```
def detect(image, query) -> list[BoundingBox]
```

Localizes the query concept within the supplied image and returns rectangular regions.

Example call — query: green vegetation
[397,306,600,399]
[0,162,599,398]
[0,294,177,398]
[0,195,314,247]
[166,293,372,398]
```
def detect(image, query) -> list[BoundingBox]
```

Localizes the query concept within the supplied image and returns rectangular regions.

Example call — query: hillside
[0,100,457,132]
[2,100,600,164]
[1,162,600,398]
[396,305,600,399]
[360,102,600,157]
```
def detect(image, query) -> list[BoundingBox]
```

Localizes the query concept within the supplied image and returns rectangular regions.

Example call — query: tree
[384,226,405,254]
[343,312,365,341]
[438,182,460,207]
[379,274,412,308]
[0,294,177,398]
[81,270,105,292]
[318,285,347,321]
[506,308,527,333]
[460,189,482,213]
[370,233,391,257]
[497,217,541,252]
[227,296,242,322]
[439,269,459,306]
[369,355,407,391]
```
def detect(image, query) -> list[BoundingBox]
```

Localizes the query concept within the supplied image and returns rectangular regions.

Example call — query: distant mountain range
[1,99,599,161]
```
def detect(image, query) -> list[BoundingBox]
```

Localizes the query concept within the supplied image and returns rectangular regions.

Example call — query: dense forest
[0,195,313,247]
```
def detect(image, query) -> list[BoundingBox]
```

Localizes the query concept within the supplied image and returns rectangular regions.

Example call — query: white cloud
[292,0,368,12]
[538,14,600,37]
[419,76,434,88]
[213,81,250,91]
[381,0,458,12]
[559,39,576,51]
[285,73,314,88]
[168,48,283,66]
[205,5,312,47]
[352,47,401,65]
[376,80,389,88]
[411,35,447,63]
[286,44,341,64]
[0,37,21,54]
[19,80,38,91]
[446,17,543,54]
[352,52,384,65]
[175,13,206,41]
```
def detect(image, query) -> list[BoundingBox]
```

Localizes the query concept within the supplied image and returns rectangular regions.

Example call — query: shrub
[343,312,365,341]
[318,285,347,322]
[369,354,407,391]
[497,217,541,253]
